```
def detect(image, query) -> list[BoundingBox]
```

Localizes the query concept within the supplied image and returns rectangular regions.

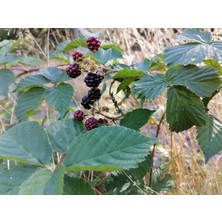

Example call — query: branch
[53,153,66,173]
[148,111,166,187]
[109,80,124,116]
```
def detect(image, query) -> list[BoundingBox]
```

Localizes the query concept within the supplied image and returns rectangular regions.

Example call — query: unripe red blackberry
[85,117,98,130]
[73,110,84,121]
[86,36,101,52]
[66,63,81,78]
[81,96,93,110]
[88,87,101,101]
[84,72,104,87]
[72,51,83,61]
[98,118,108,125]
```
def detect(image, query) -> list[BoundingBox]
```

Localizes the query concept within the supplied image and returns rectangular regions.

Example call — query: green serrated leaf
[18,56,43,67]
[128,154,153,180]
[15,87,45,121]
[204,59,222,75]
[177,28,212,43]
[164,29,222,67]
[165,65,221,97]
[0,165,38,194]
[60,39,87,52]
[50,52,71,64]
[120,108,155,131]
[78,28,101,40]
[17,75,50,91]
[166,86,207,132]
[132,73,167,100]
[101,44,124,52]
[117,77,135,93]
[19,166,64,195]
[63,176,96,195]
[93,48,112,64]
[197,115,222,162]
[0,121,52,165]
[113,68,144,79]
[45,83,74,117]
[37,67,67,83]
[134,59,152,72]
[105,171,149,195]
[46,119,86,153]
[64,126,157,171]
[0,54,18,65]
[0,69,15,100]
[151,167,173,193]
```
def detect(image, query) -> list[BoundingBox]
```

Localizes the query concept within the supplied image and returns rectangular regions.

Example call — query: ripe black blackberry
[72,51,83,61]
[88,88,101,101]
[66,63,81,78]
[84,72,104,87]
[73,110,84,121]
[85,117,98,130]
[86,36,101,52]
[81,96,93,110]
[98,118,108,125]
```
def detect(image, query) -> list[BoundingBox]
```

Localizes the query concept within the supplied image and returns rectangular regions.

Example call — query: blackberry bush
[66,63,81,78]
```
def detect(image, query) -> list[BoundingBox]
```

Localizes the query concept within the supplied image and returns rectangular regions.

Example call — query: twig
[15,65,67,78]
[53,153,66,173]
[148,111,166,187]
[122,171,160,195]
[94,109,122,120]
[109,80,124,116]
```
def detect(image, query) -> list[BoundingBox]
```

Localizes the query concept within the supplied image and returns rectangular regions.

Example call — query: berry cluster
[65,36,103,110]
[81,72,104,110]
[86,36,101,52]
[73,110,108,131]
[66,63,81,78]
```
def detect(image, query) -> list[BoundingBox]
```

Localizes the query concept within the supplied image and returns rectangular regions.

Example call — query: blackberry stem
[53,153,66,173]
[109,80,124,116]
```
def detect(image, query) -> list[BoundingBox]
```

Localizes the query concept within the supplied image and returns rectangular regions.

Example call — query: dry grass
[89,28,222,195]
